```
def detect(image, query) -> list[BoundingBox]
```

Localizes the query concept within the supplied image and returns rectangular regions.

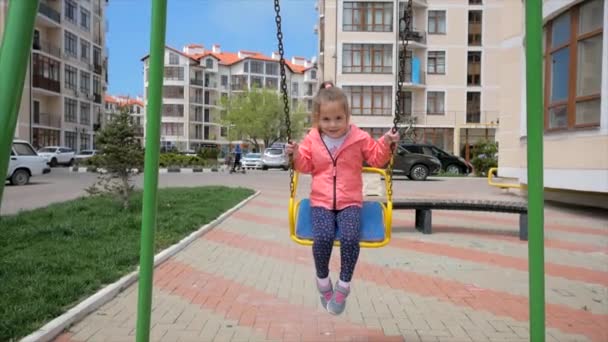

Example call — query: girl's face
[318,100,349,138]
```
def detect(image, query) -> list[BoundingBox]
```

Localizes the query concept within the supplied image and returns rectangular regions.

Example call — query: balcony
[33,112,61,128]
[399,29,427,46]
[33,74,60,93]
[38,2,61,24]
[204,80,218,89]
[231,84,246,91]
[190,78,204,86]
[134,126,144,136]
[32,40,61,59]
[94,94,102,103]
[190,97,203,104]
[399,71,426,88]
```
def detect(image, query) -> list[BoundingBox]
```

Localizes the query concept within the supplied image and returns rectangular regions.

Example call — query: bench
[392,199,529,240]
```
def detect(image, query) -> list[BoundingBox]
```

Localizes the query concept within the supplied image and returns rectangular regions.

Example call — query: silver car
[261,147,289,170]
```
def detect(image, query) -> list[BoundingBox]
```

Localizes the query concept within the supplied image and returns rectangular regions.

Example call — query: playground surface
[10,171,607,342]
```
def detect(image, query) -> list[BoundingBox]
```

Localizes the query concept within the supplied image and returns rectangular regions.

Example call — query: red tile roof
[105,95,144,107]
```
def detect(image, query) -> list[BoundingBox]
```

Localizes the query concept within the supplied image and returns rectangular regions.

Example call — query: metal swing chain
[274,0,295,197]
[387,0,413,200]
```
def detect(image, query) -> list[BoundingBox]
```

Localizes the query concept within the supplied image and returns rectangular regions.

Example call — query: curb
[20,190,261,342]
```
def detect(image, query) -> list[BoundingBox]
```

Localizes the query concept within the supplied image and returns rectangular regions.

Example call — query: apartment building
[316,0,521,161]
[141,44,317,153]
[104,95,145,145]
[0,0,109,152]
[497,0,607,208]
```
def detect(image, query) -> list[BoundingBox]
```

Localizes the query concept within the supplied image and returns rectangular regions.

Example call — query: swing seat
[294,199,386,242]
[288,167,393,248]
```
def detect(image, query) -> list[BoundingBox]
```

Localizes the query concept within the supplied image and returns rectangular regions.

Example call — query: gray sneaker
[327,281,350,315]
[316,278,333,307]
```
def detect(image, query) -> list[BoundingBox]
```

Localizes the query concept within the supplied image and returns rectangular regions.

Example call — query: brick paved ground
[50,173,607,341]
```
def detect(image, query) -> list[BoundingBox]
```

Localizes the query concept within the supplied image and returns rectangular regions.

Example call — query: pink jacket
[293,124,392,210]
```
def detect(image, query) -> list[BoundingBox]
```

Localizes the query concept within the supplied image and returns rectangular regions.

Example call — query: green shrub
[470,140,498,177]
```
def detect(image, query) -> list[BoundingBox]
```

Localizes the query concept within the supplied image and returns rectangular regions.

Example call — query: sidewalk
[52,176,607,342]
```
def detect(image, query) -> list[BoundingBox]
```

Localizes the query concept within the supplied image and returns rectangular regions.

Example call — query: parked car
[6,139,50,185]
[400,143,473,174]
[75,149,97,163]
[391,147,442,181]
[37,146,76,167]
[262,147,289,170]
[240,152,263,169]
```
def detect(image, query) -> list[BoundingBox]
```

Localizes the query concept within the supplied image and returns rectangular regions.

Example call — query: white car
[37,146,76,167]
[7,140,50,185]
[75,149,97,163]
[240,152,263,169]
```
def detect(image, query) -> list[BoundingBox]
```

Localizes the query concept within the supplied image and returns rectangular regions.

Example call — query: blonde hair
[311,86,350,128]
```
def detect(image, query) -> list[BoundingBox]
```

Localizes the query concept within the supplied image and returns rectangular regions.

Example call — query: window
[310,69,317,80]
[468,11,482,45]
[428,11,446,34]
[80,71,90,94]
[169,53,179,65]
[65,98,78,123]
[544,0,603,130]
[80,8,90,31]
[65,132,77,150]
[221,75,228,87]
[93,47,101,68]
[162,104,184,117]
[343,86,392,116]
[250,61,264,74]
[64,31,78,57]
[427,51,445,74]
[265,77,278,89]
[467,51,481,85]
[343,44,392,73]
[292,82,299,96]
[250,76,263,88]
[163,86,184,98]
[164,66,184,80]
[65,65,77,90]
[205,58,213,69]
[93,76,101,97]
[266,62,278,75]
[13,142,37,156]
[427,91,445,114]
[466,92,481,123]
[80,134,90,151]
[343,2,393,32]
[65,0,77,23]
[80,102,91,125]
[161,123,184,136]
[81,40,90,63]
[469,0,482,4]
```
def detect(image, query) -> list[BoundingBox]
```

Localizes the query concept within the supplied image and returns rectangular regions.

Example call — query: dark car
[391,146,442,181]
[400,143,473,174]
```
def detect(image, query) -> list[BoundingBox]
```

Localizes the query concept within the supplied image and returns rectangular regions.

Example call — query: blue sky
[106,0,318,97]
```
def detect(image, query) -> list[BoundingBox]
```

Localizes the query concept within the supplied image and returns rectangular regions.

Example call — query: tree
[220,87,307,150]
[470,140,498,177]
[86,107,144,209]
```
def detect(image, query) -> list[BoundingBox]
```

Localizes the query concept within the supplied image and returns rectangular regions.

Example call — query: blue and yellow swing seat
[288,166,393,248]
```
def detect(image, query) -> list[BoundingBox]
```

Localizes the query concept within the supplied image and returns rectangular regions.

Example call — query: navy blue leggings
[311,206,361,282]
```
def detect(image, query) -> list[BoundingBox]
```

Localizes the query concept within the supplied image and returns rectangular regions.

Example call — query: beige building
[0,0,109,152]
[141,44,317,153]
[317,0,606,206]
[316,0,520,162]
[498,0,607,207]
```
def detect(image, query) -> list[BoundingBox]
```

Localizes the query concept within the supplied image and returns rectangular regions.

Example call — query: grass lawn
[0,186,254,341]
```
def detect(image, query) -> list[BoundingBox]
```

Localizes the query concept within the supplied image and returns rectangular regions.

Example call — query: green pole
[135,0,167,341]
[525,0,545,341]
[0,0,39,210]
